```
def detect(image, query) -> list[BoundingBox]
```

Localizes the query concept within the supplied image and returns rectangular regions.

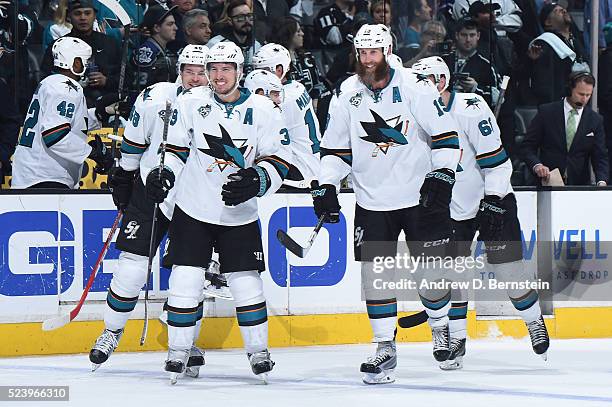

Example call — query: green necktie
[566,109,578,149]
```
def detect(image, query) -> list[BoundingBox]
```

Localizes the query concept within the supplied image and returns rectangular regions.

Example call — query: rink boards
[1,189,612,356]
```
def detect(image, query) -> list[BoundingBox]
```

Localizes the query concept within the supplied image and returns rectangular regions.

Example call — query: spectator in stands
[400,20,446,66]
[183,9,212,47]
[520,72,608,186]
[94,0,146,46]
[324,18,367,87]
[252,0,290,44]
[370,0,398,50]
[208,0,261,68]
[130,5,178,91]
[42,0,121,107]
[401,0,431,49]
[42,0,72,52]
[270,17,330,100]
[0,77,20,188]
[451,18,500,107]
[600,24,612,181]
[314,0,356,49]
[584,0,612,52]
[168,0,196,54]
[529,3,589,105]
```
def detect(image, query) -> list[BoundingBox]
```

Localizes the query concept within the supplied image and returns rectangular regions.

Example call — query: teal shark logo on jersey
[142,86,154,101]
[63,80,78,92]
[415,73,429,84]
[360,110,408,156]
[465,97,481,109]
[199,124,250,172]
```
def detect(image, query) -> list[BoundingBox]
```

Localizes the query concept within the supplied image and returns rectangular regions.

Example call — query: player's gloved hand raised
[94,93,131,123]
[419,168,455,210]
[146,167,175,203]
[88,135,114,174]
[311,181,341,223]
[476,194,508,241]
[222,166,271,206]
[108,166,136,210]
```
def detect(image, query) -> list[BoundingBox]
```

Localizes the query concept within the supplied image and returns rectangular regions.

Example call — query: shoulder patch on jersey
[63,79,79,92]
[198,104,212,119]
[349,91,363,107]
[142,86,154,101]
[414,72,430,85]
[465,96,482,109]
[135,42,159,66]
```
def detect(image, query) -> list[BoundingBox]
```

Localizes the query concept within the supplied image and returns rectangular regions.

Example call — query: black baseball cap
[468,0,501,17]
[142,5,177,29]
[67,0,97,13]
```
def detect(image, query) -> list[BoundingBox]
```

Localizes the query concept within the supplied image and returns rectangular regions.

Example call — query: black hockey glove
[108,166,136,210]
[94,93,131,123]
[311,181,341,223]
[222,166,271,206]
[419,168,456,210]
[476,195,508,241]
[146,167,175,204]
[88,135,114,174]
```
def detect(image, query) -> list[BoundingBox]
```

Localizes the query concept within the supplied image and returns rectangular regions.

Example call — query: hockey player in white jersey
[313,24,461,384]
[252,43,321,187]
[11,37,114,189]
[162,42,293,384]
[88,45,210,375]
[244,69,284,106]
[412,56,550,369]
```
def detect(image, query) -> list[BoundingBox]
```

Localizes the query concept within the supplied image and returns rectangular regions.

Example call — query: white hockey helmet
[177,44,208,74]
[206,42,244,75]
[252,43,292,80]
[412,56,451,92]
[244,69,284,103]
[52,36,92,76]
[353,24,393,61]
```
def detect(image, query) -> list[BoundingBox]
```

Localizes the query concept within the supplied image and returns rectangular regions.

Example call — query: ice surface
[1,339,611,407]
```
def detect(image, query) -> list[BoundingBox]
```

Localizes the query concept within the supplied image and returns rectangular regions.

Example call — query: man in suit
[521,72,609,186]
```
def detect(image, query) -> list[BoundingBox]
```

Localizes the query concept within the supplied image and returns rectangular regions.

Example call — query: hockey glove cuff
[146,167,176,204]
[94,93,131,123]
[419,168,455,210]
[88,135,114,174]
[476,194,508,241]
[108,167,137,210]
[221,166,271,206]
[311,181,341,223]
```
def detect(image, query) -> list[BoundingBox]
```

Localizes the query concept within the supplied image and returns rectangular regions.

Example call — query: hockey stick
[493,75,510,119]
[42,211,123,331]
[140,100,172,346]
[397,310,428,329]
[276,214,325,258]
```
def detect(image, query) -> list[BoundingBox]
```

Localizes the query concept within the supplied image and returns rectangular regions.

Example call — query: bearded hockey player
[312,24,461,384]
[252,43,321,187]
[12,37,113,189]
[162,42,292,384]
[88,45,209,376]
[412,56,550,369]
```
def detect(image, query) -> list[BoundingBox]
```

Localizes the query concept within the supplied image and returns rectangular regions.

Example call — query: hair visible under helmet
[353,23,393,62]
[52,36,92,77]
[412,56,451,92]
[205,41,245,96]
[244,69,284,103]
[252,43,292,81]
[177,44,209,74]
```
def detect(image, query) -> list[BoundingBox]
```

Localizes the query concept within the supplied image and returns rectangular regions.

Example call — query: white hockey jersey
[12,74,100,189]
[172,87,292,226]
[446,92,513,221]
[120,82,194,218]
[281,80,321,182]
[320,68,461,211]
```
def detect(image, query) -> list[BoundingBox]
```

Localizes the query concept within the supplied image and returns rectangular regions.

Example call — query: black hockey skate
[165,348,190,385]
[526,316,550,360]
[185,346,205,378]
[89,328,124,371]
[360,341,397,384]
[248,350,275,384]
[431,323,451,362]
[439,338,466,370]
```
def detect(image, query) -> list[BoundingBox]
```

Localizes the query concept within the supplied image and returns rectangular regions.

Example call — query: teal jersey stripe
[168,309,199,325]
[431,135,460,150]
[43,127,70,148]
[320,147,352,166]
[106,292,138,312]
[121,142,147,155]
[477,148,509,169]
[449,306,468,318]
[511,290,539,311]
[366,302,397,316]
[236,306,267,324]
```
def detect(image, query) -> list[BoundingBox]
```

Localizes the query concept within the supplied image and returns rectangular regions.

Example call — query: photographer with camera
[451,18,500,108]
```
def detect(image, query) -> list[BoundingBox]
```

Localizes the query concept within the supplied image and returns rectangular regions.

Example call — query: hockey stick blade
[276,229,306,257]
[398,310,428,328]
[41,314,71,331]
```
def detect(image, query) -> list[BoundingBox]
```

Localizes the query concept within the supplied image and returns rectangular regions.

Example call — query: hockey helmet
[244,69,284,104]
[353,24,393,61]
[252,43,292,80]
[177,44,208,74]
[412,56,451,92]
[52,36,92,77]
